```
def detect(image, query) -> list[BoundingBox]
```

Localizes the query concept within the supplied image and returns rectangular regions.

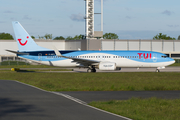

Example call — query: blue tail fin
[12,21,49,52]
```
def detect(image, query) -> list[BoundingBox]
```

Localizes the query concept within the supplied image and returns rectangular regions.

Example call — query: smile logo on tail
[18,36,29,46]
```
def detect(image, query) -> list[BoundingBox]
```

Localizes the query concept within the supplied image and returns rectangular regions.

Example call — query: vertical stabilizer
[12,21,49,52]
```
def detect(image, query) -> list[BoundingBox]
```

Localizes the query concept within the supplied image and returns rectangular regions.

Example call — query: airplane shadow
[0,98,47,118]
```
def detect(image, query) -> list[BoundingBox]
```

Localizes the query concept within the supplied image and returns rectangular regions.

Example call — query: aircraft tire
[87,69,91,73]
[91,69,96,73]
[156,69,160,72]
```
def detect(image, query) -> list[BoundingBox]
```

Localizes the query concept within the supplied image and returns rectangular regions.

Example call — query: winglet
[53,46,62,56]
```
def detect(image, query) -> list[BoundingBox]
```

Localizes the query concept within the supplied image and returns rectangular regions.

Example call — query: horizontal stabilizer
[6,49,29,55]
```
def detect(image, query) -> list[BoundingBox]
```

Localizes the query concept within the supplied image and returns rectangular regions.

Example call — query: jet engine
[99,62,116,70]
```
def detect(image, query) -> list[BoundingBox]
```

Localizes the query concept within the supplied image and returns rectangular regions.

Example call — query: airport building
[0,39,180,63]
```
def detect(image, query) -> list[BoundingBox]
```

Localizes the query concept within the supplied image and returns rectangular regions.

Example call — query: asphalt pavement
[0,80,129,120]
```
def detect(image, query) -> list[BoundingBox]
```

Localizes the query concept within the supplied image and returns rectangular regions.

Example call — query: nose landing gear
[156,67,165,72]
[156,69,160,72]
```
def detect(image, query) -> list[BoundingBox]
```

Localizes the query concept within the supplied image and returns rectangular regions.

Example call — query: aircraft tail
[12,21,49,52]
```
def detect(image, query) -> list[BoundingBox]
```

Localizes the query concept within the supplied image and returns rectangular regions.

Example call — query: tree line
[54,33,119,40]
[1,32,180,40]
[0,33,119,40]
[153,33,178,40]
[0,33,14,40]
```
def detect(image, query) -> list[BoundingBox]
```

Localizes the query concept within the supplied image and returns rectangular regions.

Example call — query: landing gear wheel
[87,69,91,73]
[91,68,96,73]
[87,66,96,73]
[156,69,160,72]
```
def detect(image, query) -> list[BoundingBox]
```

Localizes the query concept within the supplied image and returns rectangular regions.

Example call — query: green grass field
[0,61,180,120]
[0,70,180,120]
[0,65,59,68]
[169,63,180,66]
[89,98,180,120]
[0,61,58,68]
[0,72,180,91]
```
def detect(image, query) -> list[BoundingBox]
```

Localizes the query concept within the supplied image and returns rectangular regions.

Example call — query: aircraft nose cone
[172,60,175,64]
[170,59,175,65]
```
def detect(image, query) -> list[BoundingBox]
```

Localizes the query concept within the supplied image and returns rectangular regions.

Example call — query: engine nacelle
[99,62,116,70]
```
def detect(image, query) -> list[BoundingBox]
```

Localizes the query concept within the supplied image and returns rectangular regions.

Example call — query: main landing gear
[87,66,96,73]
[156,69,160,72]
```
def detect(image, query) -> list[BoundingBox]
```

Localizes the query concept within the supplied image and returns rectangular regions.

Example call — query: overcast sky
[0,0,180,39]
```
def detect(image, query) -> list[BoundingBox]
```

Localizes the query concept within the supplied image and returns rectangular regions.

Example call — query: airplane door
[38,53,42,61]
[152,54,157,62]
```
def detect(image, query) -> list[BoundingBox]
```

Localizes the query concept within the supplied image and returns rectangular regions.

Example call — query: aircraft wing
[54,48,100,67]
[59,55,100,67]
[70,57,100,66]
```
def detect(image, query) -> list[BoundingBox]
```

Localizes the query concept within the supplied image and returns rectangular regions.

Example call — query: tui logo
[18,36,29,46]
[138,53,152,59]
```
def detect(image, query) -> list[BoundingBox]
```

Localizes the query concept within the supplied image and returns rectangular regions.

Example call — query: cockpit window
[161,56,167,58]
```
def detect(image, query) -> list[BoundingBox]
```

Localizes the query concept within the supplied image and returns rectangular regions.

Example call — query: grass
[0,69,179,120]
[0,72,180,91]
[169,63,180,66]
[0,65,59,68]
[11,69,73,72]
[89,97,180,120]
[0,64,58,68]
[170,59,180,66]
[1,61,179,120]
[21,69,73,72]
[0,61,59,68]
[0,61,30,66]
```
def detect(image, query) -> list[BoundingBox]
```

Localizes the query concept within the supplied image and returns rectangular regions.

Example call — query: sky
[0,0,180,39]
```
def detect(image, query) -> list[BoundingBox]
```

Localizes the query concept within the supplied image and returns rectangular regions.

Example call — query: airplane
[6,21,175,72]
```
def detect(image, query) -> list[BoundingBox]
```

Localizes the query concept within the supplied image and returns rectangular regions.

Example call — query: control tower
[85,0,94,39]
[85,0,103,39]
